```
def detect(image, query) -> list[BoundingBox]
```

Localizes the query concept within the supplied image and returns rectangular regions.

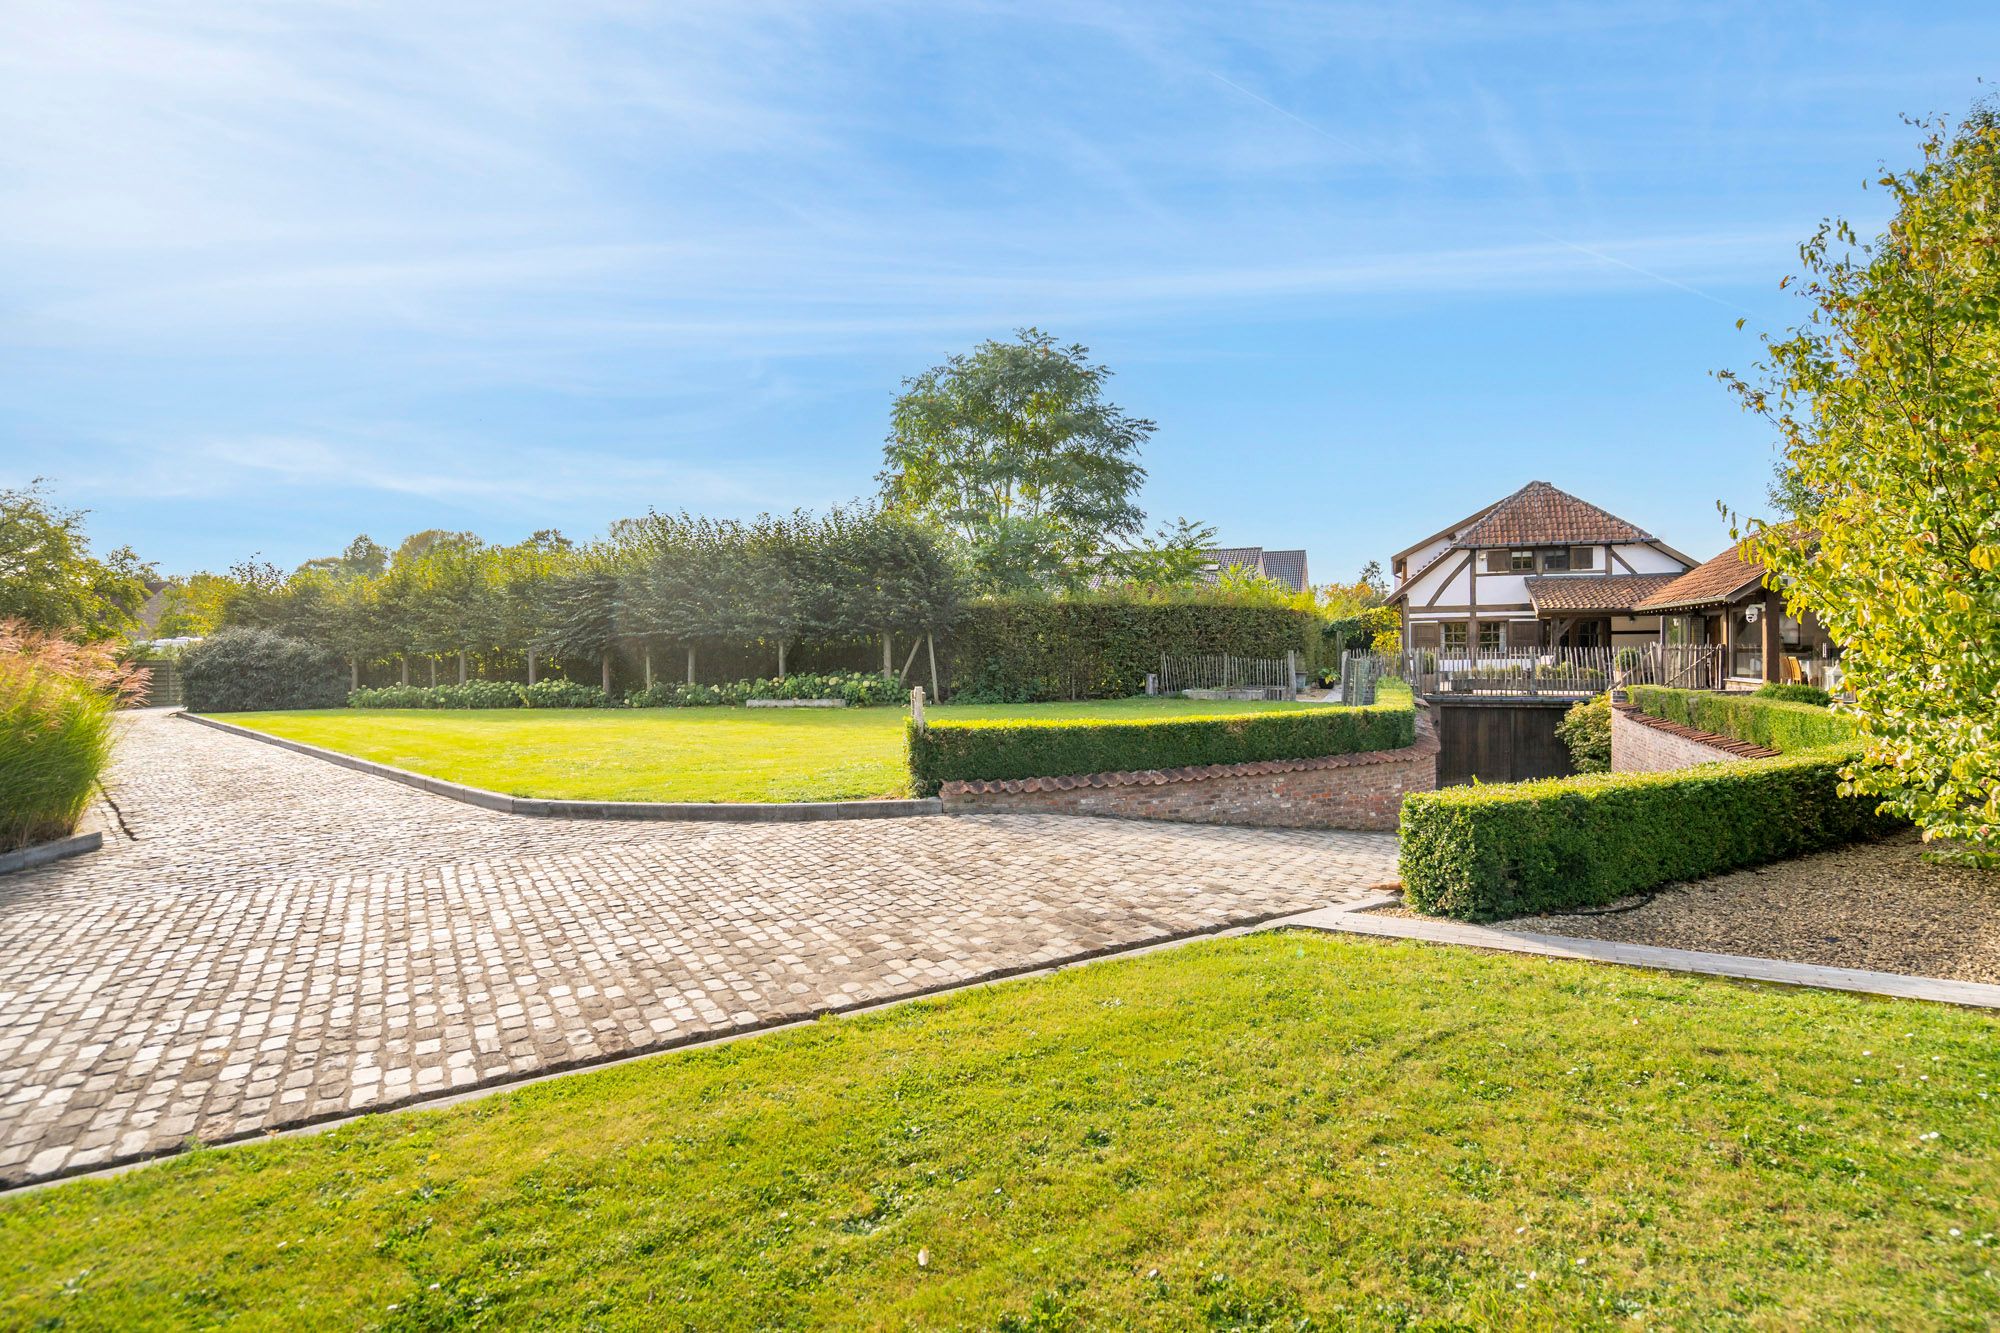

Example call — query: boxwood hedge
[1400,688,1894,921]
[181,628,348,713]
[907,687,1415,796]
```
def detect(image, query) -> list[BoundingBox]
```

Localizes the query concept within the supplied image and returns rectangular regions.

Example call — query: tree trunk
[428,658,437,687]
[400,655,410,686]
[882,633,892,675]
[527,649,538,685]
[644,649,653,690]
[777,640,787,678]
[457,651,467,685]
[349,656,359,691]
[686,646,696,684]
[601,654,612,696]
[927,633,941,702]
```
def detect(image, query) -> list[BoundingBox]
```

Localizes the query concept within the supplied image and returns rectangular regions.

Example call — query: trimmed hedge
[946,597,1319,702]
[1624,685,1856,752]
[627,672,901,708]
[1754,681,1833,707]
[1401,689,1891,921]
[349,680,611,709]
[907,687,1415,796]
[181,628,348,712]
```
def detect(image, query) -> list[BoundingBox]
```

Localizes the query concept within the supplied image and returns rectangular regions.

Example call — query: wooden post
[926,632,941,703]
[910,685,926,730]
[1762,588,1783,683]
[527,649,538,685]
[898,636,921,683]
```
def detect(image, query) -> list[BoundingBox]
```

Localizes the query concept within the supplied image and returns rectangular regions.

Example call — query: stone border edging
[1285,901,2000,1009]
[1612,703,1779,760]
[176,712,943,823]
[0,830,103,877]
[939,716,1437,797]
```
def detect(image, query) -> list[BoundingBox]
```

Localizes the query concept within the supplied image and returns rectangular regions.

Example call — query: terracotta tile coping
[1612,703,1779,760]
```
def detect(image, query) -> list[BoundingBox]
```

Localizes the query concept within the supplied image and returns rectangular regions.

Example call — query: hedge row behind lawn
[1401,689,1893,921]
[179,628,348,713]
[907,685,1415,796]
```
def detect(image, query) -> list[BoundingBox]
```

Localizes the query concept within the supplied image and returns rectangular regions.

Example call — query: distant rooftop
[1200,546,1309,593]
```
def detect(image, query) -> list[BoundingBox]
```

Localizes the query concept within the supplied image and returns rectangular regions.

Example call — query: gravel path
[1513,833,2000,983]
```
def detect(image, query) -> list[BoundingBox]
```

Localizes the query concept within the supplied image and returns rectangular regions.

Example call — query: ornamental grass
[0,620,145,853]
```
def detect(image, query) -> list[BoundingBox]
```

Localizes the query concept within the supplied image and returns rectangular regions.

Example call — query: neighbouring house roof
[1523,573,1683,615]
[1201,546,1310,593]
[1633,544,1767,612]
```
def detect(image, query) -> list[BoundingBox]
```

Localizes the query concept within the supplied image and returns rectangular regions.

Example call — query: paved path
[0,711,1397,1187]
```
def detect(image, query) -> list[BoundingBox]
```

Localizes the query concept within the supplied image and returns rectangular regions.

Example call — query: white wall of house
[1397,540,1689,653]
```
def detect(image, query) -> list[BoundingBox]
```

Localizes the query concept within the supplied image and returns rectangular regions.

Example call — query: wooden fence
[1159,651,1298,700]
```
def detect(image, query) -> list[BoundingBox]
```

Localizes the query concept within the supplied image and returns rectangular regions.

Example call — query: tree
[1723,105,2000,864]
[880,328,1151,592]
[1101,517,1217,587]
[0,482,151,639]
[298,534,389,580]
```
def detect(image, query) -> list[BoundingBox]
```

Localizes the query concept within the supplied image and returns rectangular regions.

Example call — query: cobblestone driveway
[0,712,1397,1187]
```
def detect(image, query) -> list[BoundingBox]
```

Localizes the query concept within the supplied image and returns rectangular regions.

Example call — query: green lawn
[215,697,1326,802]
[5,934,1997,1329]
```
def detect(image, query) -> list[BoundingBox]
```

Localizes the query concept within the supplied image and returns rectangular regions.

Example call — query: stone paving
[0,711,1397,1187]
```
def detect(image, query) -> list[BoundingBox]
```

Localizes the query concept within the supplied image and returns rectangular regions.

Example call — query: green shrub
[518,679,611,709]
[1754,681,1834,707]
[1625,685,1855,752]
[907,687,1414,796]
[181,628,347,712]
[1400,745,1896,921]
[946,596,1318,702]
[625,672,902,708]
[349,681,522,709]
[1555,694,1610,773]
[0,623,134,852]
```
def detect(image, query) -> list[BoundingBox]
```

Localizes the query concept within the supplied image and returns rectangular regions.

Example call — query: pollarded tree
[535,551,624,695]
[1724,105,2000,864]
[880,329,1151,593]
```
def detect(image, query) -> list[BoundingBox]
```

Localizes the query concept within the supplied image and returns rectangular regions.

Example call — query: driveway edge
[0,830,102,877]
[175,711,943,822]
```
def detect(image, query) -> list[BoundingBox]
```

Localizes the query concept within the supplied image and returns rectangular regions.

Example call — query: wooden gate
[1431,698,1576,786]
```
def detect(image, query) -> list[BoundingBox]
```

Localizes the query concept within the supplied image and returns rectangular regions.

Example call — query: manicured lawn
[215,697,1327,802]
[6,934,1998,1329]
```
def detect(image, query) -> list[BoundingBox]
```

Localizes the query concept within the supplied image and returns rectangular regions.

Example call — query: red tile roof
[1453,480,1655,548]
[1524,574,1683,613]
[1633,544,1767,612]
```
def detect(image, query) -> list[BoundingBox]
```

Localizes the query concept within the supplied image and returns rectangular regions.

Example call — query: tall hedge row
[180,629,349,713]
[908,689,1415,795]
[945,598,1320,702]
[1401,690,1894,920]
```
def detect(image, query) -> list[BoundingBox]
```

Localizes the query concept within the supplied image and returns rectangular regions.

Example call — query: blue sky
[2,3,1992,581]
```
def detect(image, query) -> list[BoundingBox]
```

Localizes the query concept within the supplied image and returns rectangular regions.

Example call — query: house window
[1479,622,1504,653]
[1571,547,1597,570]
[1540,548,1571,572]
[1442,623,1468,654]
[1509,550,1534,571]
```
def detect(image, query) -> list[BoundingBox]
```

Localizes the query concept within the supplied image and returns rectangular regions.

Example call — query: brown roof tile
[1524,573,1683,613]
[1453,480,1655,548]
[1633,543,1766,611]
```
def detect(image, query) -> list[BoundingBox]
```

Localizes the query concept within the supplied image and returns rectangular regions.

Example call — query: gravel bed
[1505,832,2000,984]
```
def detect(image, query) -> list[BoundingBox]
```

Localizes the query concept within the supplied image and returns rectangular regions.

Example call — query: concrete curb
[176,712,943,823]
[0,830,103,877]
[1283,904,2000,1009]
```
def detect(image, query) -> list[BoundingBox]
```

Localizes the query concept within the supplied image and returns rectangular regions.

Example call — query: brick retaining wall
[1610,702,1778,773]
[940,711,1438,831]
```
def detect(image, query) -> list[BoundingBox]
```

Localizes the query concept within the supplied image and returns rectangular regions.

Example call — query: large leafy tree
[880,329,1151,592]
[1725,106,2000,864]
[0,482,151,639]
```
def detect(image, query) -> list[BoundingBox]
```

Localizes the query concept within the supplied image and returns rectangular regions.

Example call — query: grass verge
[5,934,1997,1329]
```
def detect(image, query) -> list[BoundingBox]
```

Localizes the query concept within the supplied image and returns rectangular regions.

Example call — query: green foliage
[1097,516,1218,586]
[626,672,901,708]
[349,681,521,709]
[907,689,1413,795]
[1756,682,1834,707]
[517,679,612,709]
[1556,694,1611,773]
[1723,106,2000,861]
[1625,685,1856,753]
[180,629,349,712]
[1322,606,1402,654]
[881,329,1151,592]
[1400,746,1897,920]
[946,593,1318,702]
[0,623,138,851]
[0,482,151,639]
